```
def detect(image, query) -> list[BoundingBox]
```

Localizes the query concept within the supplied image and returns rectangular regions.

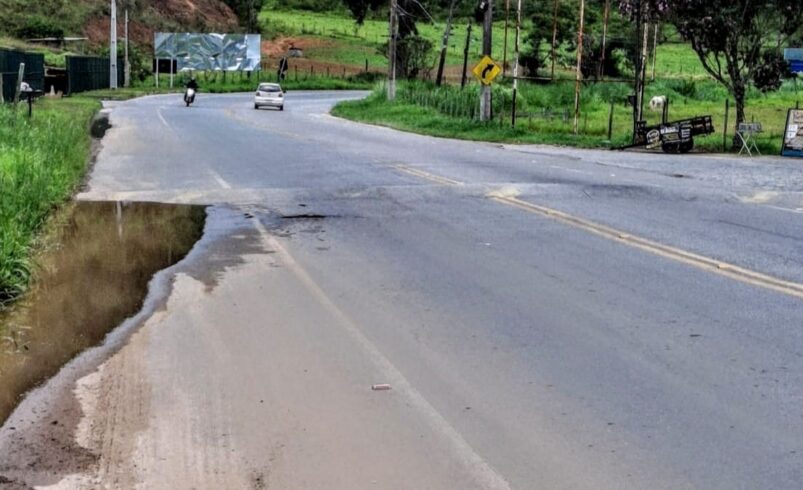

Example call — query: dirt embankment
[83,0,240,48]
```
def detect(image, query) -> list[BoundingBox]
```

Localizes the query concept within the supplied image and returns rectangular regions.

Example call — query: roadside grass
[0,97,100,304]
[80,71,378,100]
[260,9,512,69]
[333,80,803,154]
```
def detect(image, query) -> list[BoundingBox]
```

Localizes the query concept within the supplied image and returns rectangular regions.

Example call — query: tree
[222,0,265,32]
[620,0,803,144]
[342,0,385,25]
[343,0,432,79]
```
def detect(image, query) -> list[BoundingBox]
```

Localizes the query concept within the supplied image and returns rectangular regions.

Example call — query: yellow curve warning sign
[472,56,501,85]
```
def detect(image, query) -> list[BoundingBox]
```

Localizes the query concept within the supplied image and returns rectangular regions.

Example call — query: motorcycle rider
[184,77,199,104]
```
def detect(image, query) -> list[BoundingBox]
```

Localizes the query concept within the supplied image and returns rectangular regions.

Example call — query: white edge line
[253,221,512,490]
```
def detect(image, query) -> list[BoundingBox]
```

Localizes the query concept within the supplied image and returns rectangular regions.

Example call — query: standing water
[0,201,205,424]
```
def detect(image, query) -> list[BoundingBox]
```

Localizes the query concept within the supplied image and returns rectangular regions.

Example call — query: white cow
[649,95,667,112]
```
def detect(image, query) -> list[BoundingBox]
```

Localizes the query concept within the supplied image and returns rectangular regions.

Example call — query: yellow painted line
[392,165,803,300]
[393,164,463,186]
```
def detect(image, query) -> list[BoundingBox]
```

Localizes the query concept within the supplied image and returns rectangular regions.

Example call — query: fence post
[14,63,25,105]
[607,100,615,141]
[723,99,730,152]
[0,69,4,104]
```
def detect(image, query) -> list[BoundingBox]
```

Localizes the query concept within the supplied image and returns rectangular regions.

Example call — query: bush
[14,16,64,40]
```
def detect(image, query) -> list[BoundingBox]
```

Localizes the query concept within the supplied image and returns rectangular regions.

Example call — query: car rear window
[258,85,281,92]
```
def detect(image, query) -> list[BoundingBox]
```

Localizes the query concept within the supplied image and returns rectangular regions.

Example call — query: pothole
[0,201,206,425]
[280,214,330,220]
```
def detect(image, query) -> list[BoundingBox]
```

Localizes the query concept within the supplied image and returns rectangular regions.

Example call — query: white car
[254,83,284,111]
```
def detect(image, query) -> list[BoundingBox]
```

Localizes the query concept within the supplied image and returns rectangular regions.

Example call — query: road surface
[1,91,802,489]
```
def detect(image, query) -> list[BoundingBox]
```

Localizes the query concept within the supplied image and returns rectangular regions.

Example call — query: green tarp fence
[0,49,45,103]
[66,56,124,95]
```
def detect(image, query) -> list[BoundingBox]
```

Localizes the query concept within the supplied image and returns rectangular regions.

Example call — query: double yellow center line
[393,164,803,300]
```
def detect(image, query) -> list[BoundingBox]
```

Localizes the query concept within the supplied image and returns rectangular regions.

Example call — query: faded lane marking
[550,165,592,175]
[391,165,803,300]
[766,205,803,214]
[222,107,307,141]
[393,164,463,186]
[208,170,232,189]
[157,108,171,129]
[741,191,780,204]
[253,220,513,490]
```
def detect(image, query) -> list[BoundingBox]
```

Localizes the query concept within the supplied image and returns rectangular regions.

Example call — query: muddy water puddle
[0,201,205,424]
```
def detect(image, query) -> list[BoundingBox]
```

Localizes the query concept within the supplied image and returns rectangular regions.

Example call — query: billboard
[154,33,261,71]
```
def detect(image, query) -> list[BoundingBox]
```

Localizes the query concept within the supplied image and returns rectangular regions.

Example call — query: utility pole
[387,0,398,100]
[511,0,521,126]
[572,0,585,134]
[124,9,130,88]
[436,0,458,86]
[632,0,642,141]
[479,0,493,122]
[110,0,118,90]
[461,23,472,89]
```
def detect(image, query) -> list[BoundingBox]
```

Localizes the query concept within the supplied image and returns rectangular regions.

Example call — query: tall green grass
[0,97,100,304]
[334,79,803,153]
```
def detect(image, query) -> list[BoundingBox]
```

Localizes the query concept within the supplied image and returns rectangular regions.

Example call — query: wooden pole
[600,0,610,78]
[607,100,615,141]
[480,0,493,122]
[651,24,659,81]
[13,63,25,105]
[572,0,585,134]
[638,21,649,122]
[723,99,730,152]
[551,0,559,80]
[511,0,521,126]
[503,0,510,77]
[387,0,398,100]
[461,23,472,89]
[436,0,457,86]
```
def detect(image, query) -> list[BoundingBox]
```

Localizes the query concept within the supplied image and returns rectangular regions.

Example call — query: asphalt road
[1,91,802,489]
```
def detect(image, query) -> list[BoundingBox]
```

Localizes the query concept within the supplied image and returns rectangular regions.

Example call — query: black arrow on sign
[481,63,496,79]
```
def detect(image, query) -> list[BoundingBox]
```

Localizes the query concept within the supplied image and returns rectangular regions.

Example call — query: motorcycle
[184,88,196,107]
